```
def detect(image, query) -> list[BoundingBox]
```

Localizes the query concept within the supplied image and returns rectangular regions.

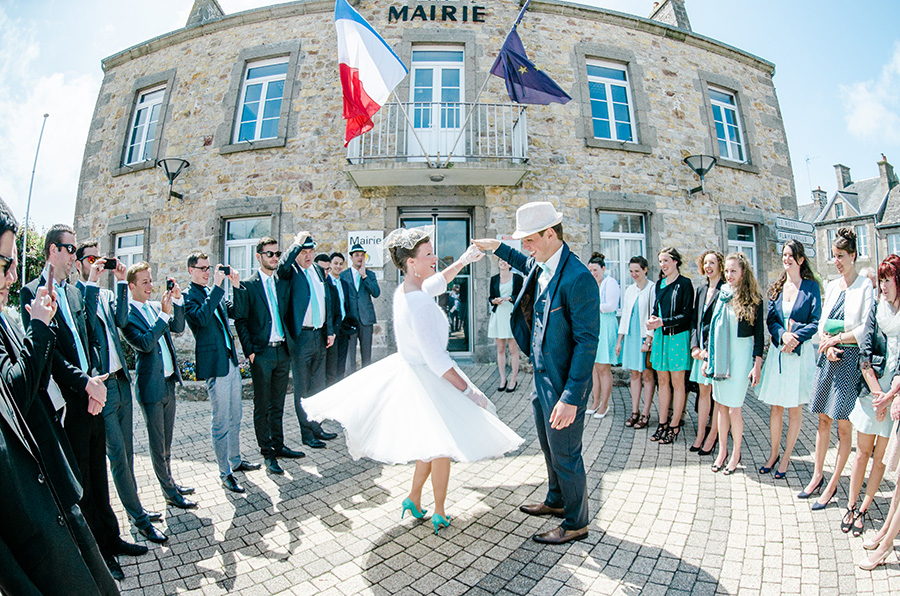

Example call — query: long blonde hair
[725,252,762,325]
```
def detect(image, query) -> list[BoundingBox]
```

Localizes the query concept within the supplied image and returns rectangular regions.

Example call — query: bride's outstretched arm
[439,244,484,285]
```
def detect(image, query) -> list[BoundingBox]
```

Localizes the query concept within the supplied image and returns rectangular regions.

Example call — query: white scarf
[877,297,900,337]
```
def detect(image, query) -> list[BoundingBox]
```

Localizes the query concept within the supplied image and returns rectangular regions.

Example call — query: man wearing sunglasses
[74,242,168,546]
[233,237,304,475]
[21,224,130,579]
[0,202,120,594]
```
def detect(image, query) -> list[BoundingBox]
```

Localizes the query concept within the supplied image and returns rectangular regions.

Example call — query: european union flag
[490,27,571,105]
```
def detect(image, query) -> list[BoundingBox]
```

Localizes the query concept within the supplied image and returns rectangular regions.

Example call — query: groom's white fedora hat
[511,202,564,239]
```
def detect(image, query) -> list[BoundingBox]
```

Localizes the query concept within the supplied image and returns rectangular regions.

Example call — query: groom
[475,202,599,544]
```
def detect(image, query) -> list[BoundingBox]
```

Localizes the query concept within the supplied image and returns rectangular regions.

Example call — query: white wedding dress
[304,272,524,464]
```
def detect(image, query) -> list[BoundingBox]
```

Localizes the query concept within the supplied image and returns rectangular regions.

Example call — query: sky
[0,0,898,230]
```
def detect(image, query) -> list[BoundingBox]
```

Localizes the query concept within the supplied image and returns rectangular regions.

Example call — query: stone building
[800,156,900,277]
[75,0,796,362]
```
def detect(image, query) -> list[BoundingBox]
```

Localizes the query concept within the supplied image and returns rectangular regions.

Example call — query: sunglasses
[0,253,14,276]
[190,265,211,272]
[258,251,282,258]
[54,243,77,255]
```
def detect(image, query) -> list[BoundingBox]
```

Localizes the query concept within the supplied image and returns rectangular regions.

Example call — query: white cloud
[840,42,900,143]
[0,7,101,232]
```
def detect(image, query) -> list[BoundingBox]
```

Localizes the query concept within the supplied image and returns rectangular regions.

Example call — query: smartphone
[103,257,118,270]
[221,265,231,276]
[166,279,174,291]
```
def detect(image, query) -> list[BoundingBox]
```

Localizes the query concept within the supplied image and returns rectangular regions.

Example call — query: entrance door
[399,211,472,353]
[408,47,465,162]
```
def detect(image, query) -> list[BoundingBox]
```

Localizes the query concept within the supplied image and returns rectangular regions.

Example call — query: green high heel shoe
[432,513,451,534]
[401,498,427,519]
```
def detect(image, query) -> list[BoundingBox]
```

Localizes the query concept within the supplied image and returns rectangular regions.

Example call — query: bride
[304,226,523,534]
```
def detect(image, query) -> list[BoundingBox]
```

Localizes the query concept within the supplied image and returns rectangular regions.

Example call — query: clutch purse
[823,319,844,336]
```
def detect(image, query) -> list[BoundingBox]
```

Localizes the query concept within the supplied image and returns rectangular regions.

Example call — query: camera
[166,279,174,291]
[103,257,118,270]
[221,265,231,276]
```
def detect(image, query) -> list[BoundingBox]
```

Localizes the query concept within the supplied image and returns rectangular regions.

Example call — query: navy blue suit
[767,278,822,357]
[496,242,599,531]
[184,283,238,381]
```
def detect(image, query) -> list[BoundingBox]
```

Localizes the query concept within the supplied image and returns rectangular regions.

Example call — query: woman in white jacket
[616,256,656,429]
[588,252,620,418]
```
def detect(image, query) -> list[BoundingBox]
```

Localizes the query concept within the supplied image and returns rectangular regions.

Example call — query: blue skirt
[621,305,645,372]
[595,312,621,365]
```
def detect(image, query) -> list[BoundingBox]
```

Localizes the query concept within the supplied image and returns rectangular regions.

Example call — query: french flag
[335,0,407,146]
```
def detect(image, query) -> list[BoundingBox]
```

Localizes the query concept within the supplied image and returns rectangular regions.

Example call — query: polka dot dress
[809,291,860,420]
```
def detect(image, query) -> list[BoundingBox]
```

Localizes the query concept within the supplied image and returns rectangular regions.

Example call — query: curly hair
[725,252,762,325]
[768,240,819,299]
[696,250,724,280]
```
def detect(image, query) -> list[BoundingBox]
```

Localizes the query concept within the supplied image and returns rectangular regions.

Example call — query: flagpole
[439,1,531,167]
[390,90,436,169]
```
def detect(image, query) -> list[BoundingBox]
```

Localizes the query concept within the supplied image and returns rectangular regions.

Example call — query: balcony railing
[347,102,528,165]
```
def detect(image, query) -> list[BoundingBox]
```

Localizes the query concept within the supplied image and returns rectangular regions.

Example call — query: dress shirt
[537,244,564,295]
[130,298,182,377]
[300,265,326,329]
[258,268,284,342]
[85,280,125,373]
[330,274,346,319]
[53,279,89,372]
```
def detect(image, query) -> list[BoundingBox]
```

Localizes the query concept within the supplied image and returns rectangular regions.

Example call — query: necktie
[333,278,345,318]
[266,277,284,337]
[354,269,360,291]
[206,288,232,351]
[538,263,552,292]
[55,282,89,372]
[305,268,322,329]
[143,303,175,376]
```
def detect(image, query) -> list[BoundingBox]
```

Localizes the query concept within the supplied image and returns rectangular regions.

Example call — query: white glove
[458,244,485,266]
[463,384,488,409]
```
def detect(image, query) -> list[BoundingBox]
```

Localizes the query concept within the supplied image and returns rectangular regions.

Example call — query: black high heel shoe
[841,506,857,533]
[650,422,669,442]
[506,382,517,392]
[659,423,682,445]
[497,381,507,392]
[852,509,868,537]
[797,477,824,499]
[698,445,715,456]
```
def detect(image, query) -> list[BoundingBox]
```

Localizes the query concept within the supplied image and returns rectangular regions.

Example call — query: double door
[408,47,465,161]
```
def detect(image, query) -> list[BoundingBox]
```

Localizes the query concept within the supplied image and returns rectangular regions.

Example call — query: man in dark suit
[233,237,305,475]
[21,224,142,579]
[74,242,167,545]
[277,232,337,448]
[0,203,119,595]
[315,253,342,386]
[184,251,259,493]
[121,262,196,509]
[340,243,381,373]
[326,251,353,385]
[476,202,599,545]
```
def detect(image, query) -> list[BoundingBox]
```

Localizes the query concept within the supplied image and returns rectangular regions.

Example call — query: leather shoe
[222,474,245,493]
[234,460,261,472]
[303,438,327,449]
[519,502,565,518]
[314,430,338,441]
[265,458,285,475]
[114,538,148,557]
[175,484,195,496]
[105,555,125,580]
[138,524,168,544]
[143,510,162,522]
[533,525,589,545]
[275,446,305,459]
[165,494,198,509]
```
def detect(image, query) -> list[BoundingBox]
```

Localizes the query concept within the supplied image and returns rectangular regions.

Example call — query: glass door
[408,47,465,162]
[399,211,472,353]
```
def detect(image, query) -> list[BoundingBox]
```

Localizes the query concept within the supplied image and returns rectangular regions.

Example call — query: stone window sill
[716,157,759,174]
[220,137,286,155]
[584,137,652,154]
[111,159,156,178]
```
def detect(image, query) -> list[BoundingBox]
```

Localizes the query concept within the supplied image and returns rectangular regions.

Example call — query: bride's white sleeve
[407,299,455,378]
[422,272,448,298]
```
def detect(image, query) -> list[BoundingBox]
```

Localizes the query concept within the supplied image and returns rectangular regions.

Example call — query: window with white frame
[856,225,869,258]
[827,228,837,260]
[727,223,757,274]
[597,212,646,291]
[233,58,289,143]
[114,231,145,268]
[889,233,900,256]
[124,86,165,165]
[224,217,272,280]
[709,87,746,163]
[586,61,636,143]
[834,202,844,219]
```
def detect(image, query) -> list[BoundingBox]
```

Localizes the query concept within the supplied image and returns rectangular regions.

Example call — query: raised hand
[25,284,57,324]
[472,238,500,252]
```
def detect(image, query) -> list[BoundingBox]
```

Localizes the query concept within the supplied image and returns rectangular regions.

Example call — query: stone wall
[75,0,796,363]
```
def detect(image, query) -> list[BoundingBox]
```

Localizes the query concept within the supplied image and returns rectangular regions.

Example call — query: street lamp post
[21,113,49,283]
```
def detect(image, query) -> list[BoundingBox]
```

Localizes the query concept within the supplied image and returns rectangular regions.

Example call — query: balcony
[345,102,529,187]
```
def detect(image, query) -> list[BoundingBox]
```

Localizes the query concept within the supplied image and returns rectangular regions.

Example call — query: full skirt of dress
[595,312,621,365]
[756,344,816,407]
[303,353,524,464]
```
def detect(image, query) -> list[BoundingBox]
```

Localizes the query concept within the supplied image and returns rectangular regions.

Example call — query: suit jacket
[77,280,131,382]
[277,245,334,339]
[21,274,95,418]
[767,278,822,354]
[184,283,238,381]
[340,266,380,326]
[489,273,524,313]
[233,270,288,357]
[496,242,599,407]
[690,278,724,351]
[121,301,185,404]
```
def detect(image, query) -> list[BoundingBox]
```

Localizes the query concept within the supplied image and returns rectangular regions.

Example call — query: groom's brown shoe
[533,525,589,545]
[519,502,565,518]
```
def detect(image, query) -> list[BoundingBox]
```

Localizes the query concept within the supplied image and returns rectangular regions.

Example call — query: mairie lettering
[388,4,486,23]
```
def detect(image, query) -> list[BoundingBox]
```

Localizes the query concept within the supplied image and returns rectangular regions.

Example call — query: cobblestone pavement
[113,365,900,595]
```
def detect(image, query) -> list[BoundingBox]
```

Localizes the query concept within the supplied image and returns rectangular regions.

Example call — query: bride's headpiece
[383,225,434,261]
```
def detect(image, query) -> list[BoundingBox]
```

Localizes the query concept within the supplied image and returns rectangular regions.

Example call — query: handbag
[870,327,887,378]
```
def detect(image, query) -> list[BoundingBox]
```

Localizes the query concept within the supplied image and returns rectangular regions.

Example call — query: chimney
[811,186,827,209]
[878,154,898,190]
[834,164,851,191]
[648,0,692,32]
